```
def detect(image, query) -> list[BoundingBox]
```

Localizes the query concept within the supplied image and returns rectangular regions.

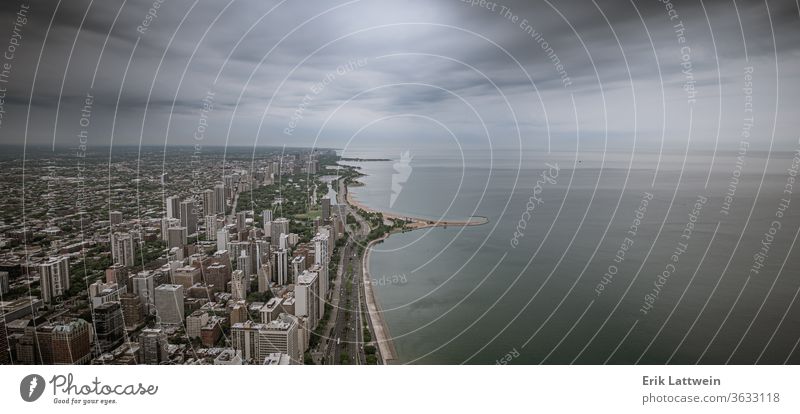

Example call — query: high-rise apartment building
[186,310,210,339]
[39,256,70,303]
[291,255,306,280]
[321,197,331,221]
[180,199,198,235]
[94,302,125,352]
[295,270,320,329]
[109,210,123,226]
[202,189,216,217]
[236,211,247,233]
[237,250,252,276]
[167,226,188,249]
[165,196,181,219]
[270,218,289,242]
[51,319,91,365]
[205,215,218,240]
[204,262,230,293]
[262,209,273,225]
[154,284,184,325]
[231,314,300,364]
[172,265,201,289]
[313,233,330,300]
[120,292,144,330]
[213,184,226,214]
[257,262,273,293]
[111,232,136,267]
[273,249,288,285]
[216,228,229,252]
[139,328,168,364]
[132,271,155,310]
[231,270,247,301]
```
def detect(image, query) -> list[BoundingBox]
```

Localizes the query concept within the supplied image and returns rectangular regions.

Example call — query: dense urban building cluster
[0,146,372,365]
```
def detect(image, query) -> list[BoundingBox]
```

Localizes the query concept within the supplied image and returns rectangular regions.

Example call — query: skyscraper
[154,284,184,325]
[167,226,188,249]
[270,217,289,243]
[255,239,270,269]
[273,249,288,285]
[216,228,229,253]
[262,313,301,363]
[262,211,273,238]
[139,328,168,364]
[161,217,179,241]
[180,199,198,235]
[262,209,273,225]
[205,215,218,240]
[132,271,156,310]
[94,302,125,352]
[120,292,144,330]
[231,270,247,301]
[295,270,320,330]
[172,265,201,289]
[257,262,272,292]
[231,314,300,364]
[111,232,136,267]
[166,196,181,219]
[202,189,216,217]
[321,197,331,221]
[104,263,128,287]
[186,310,210,339]
[39,256,70,303]
[291,255,306,280]
[213,183,226,214]
[205,262,230,293]
[313,233,330,300]
[88,281,125,308]
[236,250,252,276]
[236,211,247,233]
[51,319,91,365]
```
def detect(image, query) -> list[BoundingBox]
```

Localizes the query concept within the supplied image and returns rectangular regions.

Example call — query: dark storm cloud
[0,0,797,150]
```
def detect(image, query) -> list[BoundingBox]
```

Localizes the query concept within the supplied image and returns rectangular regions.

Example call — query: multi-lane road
[318,190,382,364]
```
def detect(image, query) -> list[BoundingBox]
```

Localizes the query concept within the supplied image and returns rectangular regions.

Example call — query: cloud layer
[1,0,798,152]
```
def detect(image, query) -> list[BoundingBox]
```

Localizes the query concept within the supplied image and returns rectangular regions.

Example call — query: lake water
[340,147,800,364]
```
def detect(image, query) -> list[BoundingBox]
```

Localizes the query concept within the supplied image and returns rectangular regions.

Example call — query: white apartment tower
[313,233,330,299]
[295,270,320,330]
[273,249,288,285]
[166,196,181,219]
[39,256,70,303]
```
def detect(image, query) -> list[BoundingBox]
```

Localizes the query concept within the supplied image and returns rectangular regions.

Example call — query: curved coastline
[342,176,488,364]
[361,234,398,364]
[346,184,489,229]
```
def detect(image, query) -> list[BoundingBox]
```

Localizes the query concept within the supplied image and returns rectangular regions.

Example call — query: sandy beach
[361,234,398,364]
[341,177,488,364]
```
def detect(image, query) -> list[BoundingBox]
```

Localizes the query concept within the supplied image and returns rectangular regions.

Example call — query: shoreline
[361,234,398,364]
[345,182,489,230]
[340,174,488,364]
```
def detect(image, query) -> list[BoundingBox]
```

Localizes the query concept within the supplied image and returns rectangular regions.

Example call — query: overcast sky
[1,0,798,152]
